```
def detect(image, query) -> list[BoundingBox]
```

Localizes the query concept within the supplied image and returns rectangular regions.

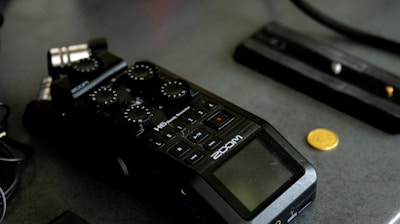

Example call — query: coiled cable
[0,102,33,223]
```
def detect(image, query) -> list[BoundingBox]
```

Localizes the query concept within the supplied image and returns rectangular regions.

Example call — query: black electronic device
[23,41,316,224]
[233,22,400,134]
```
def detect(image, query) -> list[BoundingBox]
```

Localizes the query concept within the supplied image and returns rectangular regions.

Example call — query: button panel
[148,98,228,166]
[57,60,260,174]
[145,92,256,169]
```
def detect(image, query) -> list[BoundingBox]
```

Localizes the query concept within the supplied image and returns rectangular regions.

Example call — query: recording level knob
[126,62,157,88]
[160,80,191,102]
[72,57,100,74]
[88,86,119,114]
[68,57,101,83]
[122,105,152,135]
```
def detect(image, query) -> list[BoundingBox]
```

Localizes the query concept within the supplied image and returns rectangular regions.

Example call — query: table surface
[1,0,400,223]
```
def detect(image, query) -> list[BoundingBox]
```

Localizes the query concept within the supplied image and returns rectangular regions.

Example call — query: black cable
[0,102,33,223]
[0,140,21,198]
[290,0,400,56]
[0,140,17,224]
[0,186,5,224]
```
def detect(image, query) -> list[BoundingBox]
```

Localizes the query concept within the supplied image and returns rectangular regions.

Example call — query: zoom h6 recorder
[23,39,317,224]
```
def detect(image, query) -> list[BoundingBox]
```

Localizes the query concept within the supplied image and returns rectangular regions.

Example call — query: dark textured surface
[1,0,400,223]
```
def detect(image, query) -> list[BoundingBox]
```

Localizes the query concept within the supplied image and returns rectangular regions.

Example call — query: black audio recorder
[23,39,317,224]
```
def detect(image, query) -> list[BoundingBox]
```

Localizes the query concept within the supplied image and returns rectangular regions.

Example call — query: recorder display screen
[214,138,294,212]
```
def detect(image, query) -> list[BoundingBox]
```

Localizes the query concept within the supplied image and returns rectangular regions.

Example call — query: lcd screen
[214,138,294,211]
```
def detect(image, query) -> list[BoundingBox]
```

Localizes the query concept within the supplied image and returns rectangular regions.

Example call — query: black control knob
[68,57,101,83]
[88,86,119,114]
[72,57,100,74]
[122,105,153,135]
[160,80,191,103]
[126,62,156,88]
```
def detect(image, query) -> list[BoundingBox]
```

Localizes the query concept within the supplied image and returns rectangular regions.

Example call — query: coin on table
[306,128,339,151]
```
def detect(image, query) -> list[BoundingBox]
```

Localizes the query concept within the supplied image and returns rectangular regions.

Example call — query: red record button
[205,110,234,130]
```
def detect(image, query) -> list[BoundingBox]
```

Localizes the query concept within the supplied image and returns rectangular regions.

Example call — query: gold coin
[306,128,339,151]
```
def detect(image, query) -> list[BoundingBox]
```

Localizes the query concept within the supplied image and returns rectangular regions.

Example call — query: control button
[174,123,186,131]
[204,101,217,110]
[123,105,152,124]
[122,105,153,134]
[126,62,157,89]
[87,86,119,114]
[148,137,165,149]
[185,115,196,124]
[163,132,176,140]
[205,110,234,130]
[188,129,209,143]
[70,57,100,81]
[194,109,207,117]
[160,80,191,102]
[169,142,191,158]
[184,150,205,165]
[89,86,118,105]
[204,137,222,151]
[127,62,155,82]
